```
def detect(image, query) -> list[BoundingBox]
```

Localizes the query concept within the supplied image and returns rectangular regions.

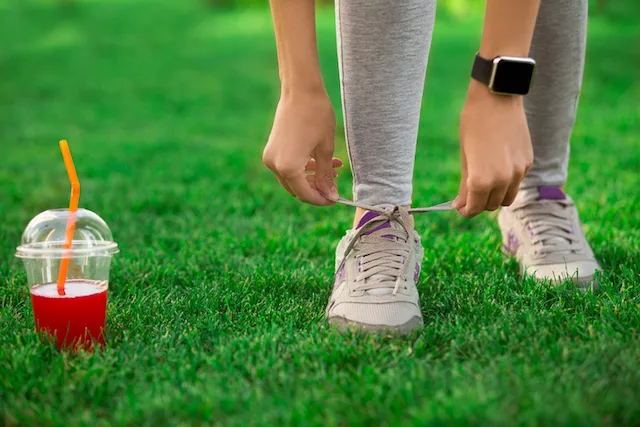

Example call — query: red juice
[30,280,108,350]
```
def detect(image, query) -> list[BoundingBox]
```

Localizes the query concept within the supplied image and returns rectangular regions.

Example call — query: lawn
[0,0,639,425]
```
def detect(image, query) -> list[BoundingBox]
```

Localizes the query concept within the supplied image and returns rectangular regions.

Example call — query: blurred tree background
[196,0,639,22]
[39,0,640,22]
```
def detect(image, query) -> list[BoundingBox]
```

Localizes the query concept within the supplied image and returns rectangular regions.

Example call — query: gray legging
[336,0,587,206]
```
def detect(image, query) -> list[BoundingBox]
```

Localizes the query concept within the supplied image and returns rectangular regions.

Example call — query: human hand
[262,90,342,206]
[452,80,533,218]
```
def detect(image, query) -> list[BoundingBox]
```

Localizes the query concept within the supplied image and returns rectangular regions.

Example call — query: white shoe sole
[328,315,424,335]
[502,246,599,291]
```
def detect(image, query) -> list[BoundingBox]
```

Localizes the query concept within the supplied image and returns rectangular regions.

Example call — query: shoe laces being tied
[328,197,454,296]
[513,197,582,257]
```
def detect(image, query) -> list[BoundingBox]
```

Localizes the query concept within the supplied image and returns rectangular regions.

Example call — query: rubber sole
[502,246,599,291]
[328,316,424,335]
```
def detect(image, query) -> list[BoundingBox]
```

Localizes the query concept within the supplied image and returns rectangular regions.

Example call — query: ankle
[353,208,368,228]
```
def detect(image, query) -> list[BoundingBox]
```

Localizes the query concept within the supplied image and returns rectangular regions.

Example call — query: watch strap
[471,53,493,86]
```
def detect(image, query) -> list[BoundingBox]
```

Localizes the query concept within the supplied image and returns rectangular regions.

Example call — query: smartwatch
[471,53,536,96]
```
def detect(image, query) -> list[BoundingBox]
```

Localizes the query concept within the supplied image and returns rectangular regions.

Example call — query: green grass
[1,1,639,425]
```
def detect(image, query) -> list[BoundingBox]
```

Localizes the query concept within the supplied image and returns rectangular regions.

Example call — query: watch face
[491,58,535,95]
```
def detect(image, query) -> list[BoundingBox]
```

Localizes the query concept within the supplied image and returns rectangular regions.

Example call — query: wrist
[281,79,328,100]
[466,79,523,106]
[478,45,530,59]
[278,61,325,97]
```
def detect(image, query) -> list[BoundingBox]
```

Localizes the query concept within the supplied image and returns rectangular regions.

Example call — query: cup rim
[15,241,119,259]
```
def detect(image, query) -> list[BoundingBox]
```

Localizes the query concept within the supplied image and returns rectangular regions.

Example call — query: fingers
[305,157,343,172]
[283,169,334,206]
[452,148,468,211]
[486,185,508,211]
[461,180,491,218]
[502,181,520,207]
[455,141,533,217]
[263,151,295,197]
[270,168,335,206]
[264,146,338,205]
[274,173,295,197]
[460,167,527,217]
[502,168,525,206]
[453,178,468,212]
[312,151,339,200]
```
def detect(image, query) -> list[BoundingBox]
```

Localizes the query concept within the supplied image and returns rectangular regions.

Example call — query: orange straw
[56,140,80,296]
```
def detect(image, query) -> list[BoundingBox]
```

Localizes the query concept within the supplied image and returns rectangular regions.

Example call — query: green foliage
[200,0,640,22]
[0,1,639,425]
[590,0,640,22]
[201,0,486,16]
[437,0,485,18]
[42,0,640,22]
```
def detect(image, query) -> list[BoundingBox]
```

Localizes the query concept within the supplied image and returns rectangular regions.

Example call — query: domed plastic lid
[16,208,119,259]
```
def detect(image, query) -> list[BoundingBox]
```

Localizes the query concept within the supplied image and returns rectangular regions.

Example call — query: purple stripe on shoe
[538,186,566,200]
[334,264,346,290]
[357,211,380,228]
[414,263,421,282]
[505,231,520,255]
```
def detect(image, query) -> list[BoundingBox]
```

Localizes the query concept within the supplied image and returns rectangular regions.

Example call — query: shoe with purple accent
[326,205,424,333]
[498,186,601,288]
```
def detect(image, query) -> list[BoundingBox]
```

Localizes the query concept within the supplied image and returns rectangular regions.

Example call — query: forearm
[479,0,541,58]
[269,0,324,95]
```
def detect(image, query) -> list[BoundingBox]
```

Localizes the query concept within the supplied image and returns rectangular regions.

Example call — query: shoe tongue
[516,186,567,203]
[517,187,572,247]
[356,206,408,295]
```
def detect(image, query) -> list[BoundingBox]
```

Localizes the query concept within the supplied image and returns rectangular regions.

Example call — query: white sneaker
[498,186,601,288]
[326,206,424,334]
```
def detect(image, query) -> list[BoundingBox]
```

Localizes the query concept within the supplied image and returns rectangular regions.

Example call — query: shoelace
[323,194,454,295]
[512,198,581,257]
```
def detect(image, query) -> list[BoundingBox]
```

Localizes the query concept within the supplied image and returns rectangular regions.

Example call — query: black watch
[471,53,536,96]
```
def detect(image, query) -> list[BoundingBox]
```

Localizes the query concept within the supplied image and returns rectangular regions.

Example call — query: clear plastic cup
[15,209,119,349]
